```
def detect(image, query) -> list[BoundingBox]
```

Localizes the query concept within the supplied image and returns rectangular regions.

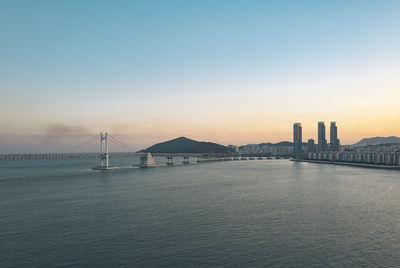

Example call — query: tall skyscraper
[318,122,327,152]
[293,123,302,155]
[330,122,340,151]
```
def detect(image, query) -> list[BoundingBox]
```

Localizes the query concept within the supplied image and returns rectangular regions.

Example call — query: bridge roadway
[0,152,286,161]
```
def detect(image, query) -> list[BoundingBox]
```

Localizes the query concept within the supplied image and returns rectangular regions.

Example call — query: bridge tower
[100,133,109,167]
[92,132,118,170]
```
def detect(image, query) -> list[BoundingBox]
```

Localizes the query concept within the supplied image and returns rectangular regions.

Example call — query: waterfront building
[239,144,259,154]
[307,139,315,152]
[228,145,239,152]
[345,143,400,154]
[238,142,295,156]
[318,122,327,152]
[330,122,340,151]
[293,123,302,155]
[306,151,400,167]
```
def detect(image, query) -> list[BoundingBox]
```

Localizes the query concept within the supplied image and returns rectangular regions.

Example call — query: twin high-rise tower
[330,122,340,151]
[317,121,340,152]
[318,122,327,152]
[293,123,302,155]
[293,121,340,155]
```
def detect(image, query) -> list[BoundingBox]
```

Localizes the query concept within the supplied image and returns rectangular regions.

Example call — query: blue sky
[1,0,400,151]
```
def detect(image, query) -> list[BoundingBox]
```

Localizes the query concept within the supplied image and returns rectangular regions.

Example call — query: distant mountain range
[259,141,308,146]
[241,137,400,148]
[142,137,234,153]
[239,141,306,149]
[353,136,400,147]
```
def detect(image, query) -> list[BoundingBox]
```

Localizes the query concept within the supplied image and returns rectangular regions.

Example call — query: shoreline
[291,159,400,170]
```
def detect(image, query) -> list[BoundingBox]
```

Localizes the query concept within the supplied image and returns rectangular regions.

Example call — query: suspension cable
[55,134,100,153]
[107,135,134,151]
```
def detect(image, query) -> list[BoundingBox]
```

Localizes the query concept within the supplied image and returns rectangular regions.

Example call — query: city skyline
[293,121,341,154]
[1,1,400,151]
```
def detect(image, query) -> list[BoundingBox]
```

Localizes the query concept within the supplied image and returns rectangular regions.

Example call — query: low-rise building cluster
[239,142,306,156]
[307,151,400,166]
[345,143,400,153]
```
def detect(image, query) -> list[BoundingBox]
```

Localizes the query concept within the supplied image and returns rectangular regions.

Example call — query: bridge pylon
[92,132,118,170]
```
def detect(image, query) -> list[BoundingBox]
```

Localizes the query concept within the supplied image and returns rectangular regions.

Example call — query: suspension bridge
[0,133,285,169]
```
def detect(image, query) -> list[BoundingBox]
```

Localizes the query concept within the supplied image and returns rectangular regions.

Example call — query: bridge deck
[0,152,279,161]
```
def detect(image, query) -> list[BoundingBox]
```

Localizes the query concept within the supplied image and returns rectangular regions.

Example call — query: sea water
[0,159,399,267]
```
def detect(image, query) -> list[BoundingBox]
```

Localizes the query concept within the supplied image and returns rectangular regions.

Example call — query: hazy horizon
[1,132,399,153]
[1,0,400,152]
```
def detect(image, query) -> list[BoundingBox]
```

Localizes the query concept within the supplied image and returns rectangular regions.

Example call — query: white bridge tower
[92,132,118,170]
[100,132,109,167]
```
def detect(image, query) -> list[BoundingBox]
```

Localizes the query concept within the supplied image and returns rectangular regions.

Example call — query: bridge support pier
[166,156,174,166]
[183,156,189,164]
[139,153,160,168]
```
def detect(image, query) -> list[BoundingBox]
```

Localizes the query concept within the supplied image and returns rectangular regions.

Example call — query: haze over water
[1,159,399,267]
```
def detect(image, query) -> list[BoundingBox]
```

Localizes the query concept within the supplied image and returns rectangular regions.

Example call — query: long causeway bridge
[0,133,288,169]
[0,152,263,161]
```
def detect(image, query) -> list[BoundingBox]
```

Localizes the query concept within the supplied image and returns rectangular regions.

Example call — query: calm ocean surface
[0,158,399,267]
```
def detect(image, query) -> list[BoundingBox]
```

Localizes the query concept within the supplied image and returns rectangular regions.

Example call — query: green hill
[354,136,400,146]
[143,137,234,153]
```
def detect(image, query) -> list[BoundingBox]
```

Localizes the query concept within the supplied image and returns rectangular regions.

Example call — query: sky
[1,0,400,152]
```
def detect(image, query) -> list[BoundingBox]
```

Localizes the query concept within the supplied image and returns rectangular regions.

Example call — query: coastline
[291,159,400,170]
